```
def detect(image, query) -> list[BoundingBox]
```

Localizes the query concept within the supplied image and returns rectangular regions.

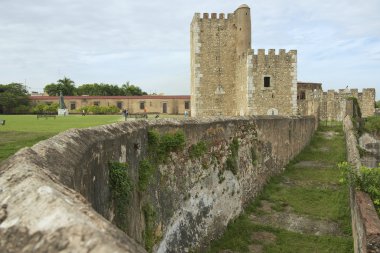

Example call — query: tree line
[43,77,147,96]
[0,77,148,114]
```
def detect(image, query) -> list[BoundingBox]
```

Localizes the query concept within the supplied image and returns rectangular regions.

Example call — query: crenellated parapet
[192,12,233,20]
[317,88,376,120]
[251,49,297,65]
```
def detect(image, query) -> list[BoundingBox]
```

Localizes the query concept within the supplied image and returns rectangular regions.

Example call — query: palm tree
[57,77,76,96]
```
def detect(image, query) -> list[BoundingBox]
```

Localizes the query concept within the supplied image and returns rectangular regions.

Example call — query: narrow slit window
[264,77,271,87]
[300,91,306,100]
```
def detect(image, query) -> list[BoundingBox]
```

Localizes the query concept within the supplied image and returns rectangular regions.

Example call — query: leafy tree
[376,100,380,108]
[43,78,147,96]
[76,82,147,96]
[0,83,29,114]
[43,83,61,96]
[122,82,147,96]
[76,83,122,96]
[43,77,76,96]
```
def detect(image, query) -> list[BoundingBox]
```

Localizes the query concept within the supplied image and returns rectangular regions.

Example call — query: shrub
[147,129,185,164]
[339,162,380,215]
[32,103,59,114]
[363,116,380,136]
[189,141,208,159]
[78,105,120,114]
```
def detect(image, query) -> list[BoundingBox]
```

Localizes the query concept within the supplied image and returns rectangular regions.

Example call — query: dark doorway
[163,103,167,113]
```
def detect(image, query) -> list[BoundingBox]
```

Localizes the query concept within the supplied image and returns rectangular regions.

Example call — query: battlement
[193,12,233,21]
[362,88,376,93]
[252,49,297,57]
[249,49,297,63]
[324,88,375,98]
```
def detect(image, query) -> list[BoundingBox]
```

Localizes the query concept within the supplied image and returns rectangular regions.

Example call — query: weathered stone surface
[318,88,376,121]
[359,133,380,168]
[0,148,147,253]
[344,115,380,253]
[0,116,316,253]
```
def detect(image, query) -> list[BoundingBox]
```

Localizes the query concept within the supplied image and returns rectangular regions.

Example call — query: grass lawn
[0,114,123,162]
[0,114,185,162]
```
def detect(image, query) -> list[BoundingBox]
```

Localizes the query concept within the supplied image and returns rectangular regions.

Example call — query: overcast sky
[1,0,379,99]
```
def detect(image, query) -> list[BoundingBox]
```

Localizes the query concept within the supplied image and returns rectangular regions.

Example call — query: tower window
[264,77,271,87]
[300,91,306,100]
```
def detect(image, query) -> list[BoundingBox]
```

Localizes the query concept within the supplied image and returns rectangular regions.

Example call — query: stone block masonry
[191,5,297,117]
[0,116,316,252]
[343,115,380,253]
[317,88,376,121]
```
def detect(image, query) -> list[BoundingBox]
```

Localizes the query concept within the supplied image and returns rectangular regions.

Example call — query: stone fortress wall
[191,5,297,117]
[0,116,317,253]
[250,49,297,116]
[191,5,376,119]
[297,83,376,120]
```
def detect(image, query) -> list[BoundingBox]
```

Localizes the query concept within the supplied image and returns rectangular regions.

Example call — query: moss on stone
[138,159,155,192]
[108,161,132,232]
[226,138,239,175]
[189,141,208,159]
[143,203,158,253]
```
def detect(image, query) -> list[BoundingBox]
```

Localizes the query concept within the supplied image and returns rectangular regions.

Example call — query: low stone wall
[0,116,317,252]
[344,115,380,253]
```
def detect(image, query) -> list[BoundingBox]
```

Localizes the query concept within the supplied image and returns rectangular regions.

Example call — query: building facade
[30,95,191,115]
[190,4,297,117]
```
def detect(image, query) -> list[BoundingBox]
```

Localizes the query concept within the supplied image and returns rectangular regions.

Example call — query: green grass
[206,219,352,253]
[363,115,380,134]
[206,123,353,252]
[295,125,346,163]
[0,114,185,162]
[0,114,122,162]
[284,167,340,184]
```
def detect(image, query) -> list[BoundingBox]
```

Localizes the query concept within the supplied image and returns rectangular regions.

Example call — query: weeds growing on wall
[339,161,380,215]
[250,146,257,166]
[189,141,208,159]
[147,129,185,164]
[138,129,186,193]
[143,203,158,253]
[226,138,239,175]
[139,159,155,192]
[108,161,132,231]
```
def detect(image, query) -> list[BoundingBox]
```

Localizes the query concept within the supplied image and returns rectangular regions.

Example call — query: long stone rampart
[0,116,317,252]
[343,115,380,253]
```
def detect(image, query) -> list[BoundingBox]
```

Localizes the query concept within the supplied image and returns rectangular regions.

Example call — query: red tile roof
[30,95,191,100]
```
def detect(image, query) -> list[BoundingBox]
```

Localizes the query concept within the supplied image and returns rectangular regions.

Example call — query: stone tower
[191,4,298,117]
